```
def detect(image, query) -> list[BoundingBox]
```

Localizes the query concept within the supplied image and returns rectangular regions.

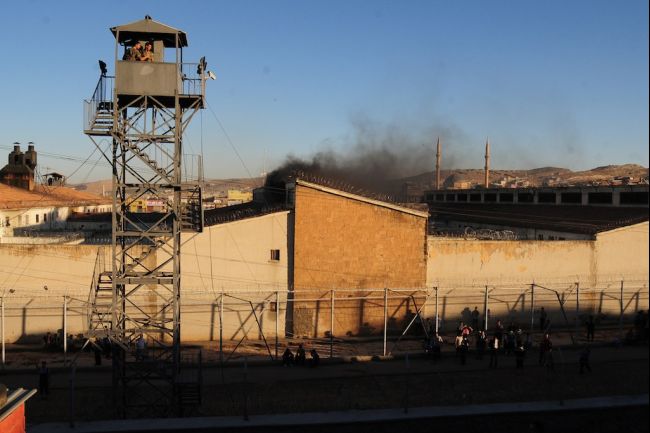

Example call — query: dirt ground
[0,325,635,369]
[1,342,647,427]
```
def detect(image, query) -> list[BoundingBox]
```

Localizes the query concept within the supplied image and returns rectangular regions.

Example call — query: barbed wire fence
[0,279,648,366]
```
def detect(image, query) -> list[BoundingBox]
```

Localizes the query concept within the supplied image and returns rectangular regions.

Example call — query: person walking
[494,319,504,348]
[476,330,487,360]
[295,343,306,366]
[459,336,469,366]
[586,315,595,342]
[471,307,480,332]
[515,345,526,369]
[282,347,294,367]
[539,307,548,332]
[38,361,50,399]
[309,349,320,367]
[539,334,553,368]
[488,336,499,368]
[135,334,146,361]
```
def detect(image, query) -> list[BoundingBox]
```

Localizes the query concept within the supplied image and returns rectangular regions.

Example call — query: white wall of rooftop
[0,204,111,240]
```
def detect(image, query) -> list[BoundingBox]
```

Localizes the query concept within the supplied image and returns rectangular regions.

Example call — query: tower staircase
[84,75,114,136]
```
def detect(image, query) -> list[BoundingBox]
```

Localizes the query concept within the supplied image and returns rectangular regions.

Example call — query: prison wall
[0,244,99,343]
[0,212,291,344]
[425,222,649,331]
[291,183,428,337]
[179,211,290,341]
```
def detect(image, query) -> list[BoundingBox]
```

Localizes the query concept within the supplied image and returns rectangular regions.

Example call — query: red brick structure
[0,145,37,191]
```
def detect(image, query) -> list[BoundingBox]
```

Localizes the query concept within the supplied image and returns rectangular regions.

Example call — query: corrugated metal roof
[429,203,649,234]
[110,17,188,47]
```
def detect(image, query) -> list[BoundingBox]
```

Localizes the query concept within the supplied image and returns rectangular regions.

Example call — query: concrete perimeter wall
[425,222,649,329]
[0,212,291,343]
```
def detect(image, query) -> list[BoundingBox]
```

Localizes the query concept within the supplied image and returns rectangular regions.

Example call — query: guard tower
[84,16,206,417]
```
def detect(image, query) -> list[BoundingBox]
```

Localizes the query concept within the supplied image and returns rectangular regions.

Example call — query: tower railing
[179,63,204,96]
[83,74,114,132]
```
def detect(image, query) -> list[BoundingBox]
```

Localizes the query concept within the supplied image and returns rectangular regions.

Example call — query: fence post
[1,297,5,367]
[63,295,67,366]
[575,282,580,338]
[330,289,334,358]
[619,280,624,340]
[243,356,249,421]
[383,288,388,357]
[403,353,410,414]
[530,284,535,332]
[219,294,224,367]
[434,287,439,334]
[68,365,76,428]
[483,286,489,331]
[275,291,279,360]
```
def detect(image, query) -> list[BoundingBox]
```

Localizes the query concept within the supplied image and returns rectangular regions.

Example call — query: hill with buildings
[72,164,648,202]
[397,163,649,198]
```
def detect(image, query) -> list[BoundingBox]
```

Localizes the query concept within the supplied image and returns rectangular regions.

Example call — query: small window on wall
[36,214,40,223]
[44,213,47,222]
[4,217,9,227]
[270,249,281,261]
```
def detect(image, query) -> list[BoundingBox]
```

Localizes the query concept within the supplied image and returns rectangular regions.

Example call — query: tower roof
[110,16,188,47]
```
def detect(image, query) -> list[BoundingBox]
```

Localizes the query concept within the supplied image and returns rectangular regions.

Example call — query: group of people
[282,343,320,368]
[424,316,593,373]
[42,330,84,352]
[124,41,155,62]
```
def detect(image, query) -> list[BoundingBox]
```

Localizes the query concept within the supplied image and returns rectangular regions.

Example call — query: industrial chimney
[484,138,490,188]
[435,137,441,189]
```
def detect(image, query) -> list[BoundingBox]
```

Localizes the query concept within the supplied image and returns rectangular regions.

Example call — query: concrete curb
[30,394,650,432]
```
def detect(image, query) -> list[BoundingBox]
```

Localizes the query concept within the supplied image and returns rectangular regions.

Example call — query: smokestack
[484,138,490,188]
[435,137,441,189]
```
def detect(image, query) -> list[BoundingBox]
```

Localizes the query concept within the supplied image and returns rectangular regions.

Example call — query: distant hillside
[394,164,648,197]
[71,165,648,198]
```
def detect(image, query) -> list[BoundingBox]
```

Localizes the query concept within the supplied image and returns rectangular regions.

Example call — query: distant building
[0,144,37,191]
[226,189,253,206]
[0,146,110,242]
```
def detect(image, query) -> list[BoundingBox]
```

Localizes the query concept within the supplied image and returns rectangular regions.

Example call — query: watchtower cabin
[84,15,206,136]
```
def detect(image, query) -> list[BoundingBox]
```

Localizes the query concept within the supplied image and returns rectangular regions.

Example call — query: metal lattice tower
[84,16,205,417]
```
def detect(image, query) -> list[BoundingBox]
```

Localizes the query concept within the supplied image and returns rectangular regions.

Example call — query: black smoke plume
[265,117,442,196]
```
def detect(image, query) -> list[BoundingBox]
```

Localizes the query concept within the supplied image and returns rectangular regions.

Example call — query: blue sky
[0,0,647,182]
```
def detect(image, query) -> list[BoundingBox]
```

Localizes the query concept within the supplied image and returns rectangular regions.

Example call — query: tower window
[270,249,280,261]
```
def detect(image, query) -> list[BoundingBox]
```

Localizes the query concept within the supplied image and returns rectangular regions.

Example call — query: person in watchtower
[141,41,154,62]
[127,41,143,61]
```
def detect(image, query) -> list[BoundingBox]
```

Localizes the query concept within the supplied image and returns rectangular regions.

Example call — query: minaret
[484,138,490,188]
[435,137,441,189]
